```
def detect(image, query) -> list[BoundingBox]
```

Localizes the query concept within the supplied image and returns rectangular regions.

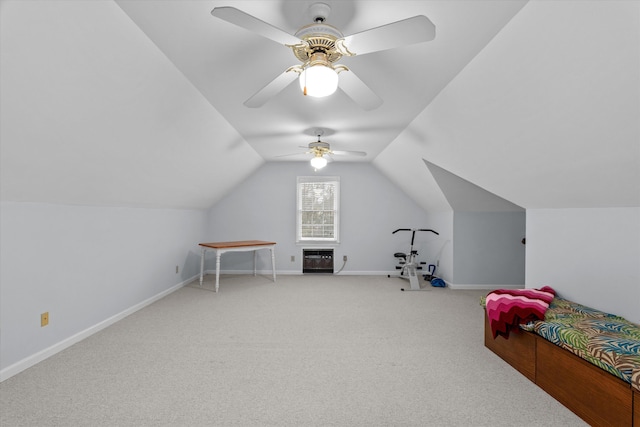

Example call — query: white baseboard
[0,274,198,383]
[205,269,296,276]
[332,271,395,276]
[447,283,525,290]
[198,270,525,291]
[206,270,398,276]
[205,270,525,291]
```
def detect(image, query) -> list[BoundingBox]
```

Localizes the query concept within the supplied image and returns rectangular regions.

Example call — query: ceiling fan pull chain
[303,68,307,96]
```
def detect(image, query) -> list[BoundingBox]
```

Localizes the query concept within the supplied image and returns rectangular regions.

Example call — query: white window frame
[296,176,340,243]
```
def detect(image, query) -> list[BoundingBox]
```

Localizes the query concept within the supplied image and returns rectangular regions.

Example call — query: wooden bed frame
[635,390,640,426]
[484,314,638,427]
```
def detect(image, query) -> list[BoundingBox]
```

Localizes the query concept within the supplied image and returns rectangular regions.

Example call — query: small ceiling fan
[278,131,367,169]
[211,3,435,110]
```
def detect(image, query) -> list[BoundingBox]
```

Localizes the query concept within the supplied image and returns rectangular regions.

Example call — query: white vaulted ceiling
[113,0,528,163]
[1,0,638,211]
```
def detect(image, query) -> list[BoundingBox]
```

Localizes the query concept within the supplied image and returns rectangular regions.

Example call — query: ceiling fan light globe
[299,65,338,98]
[310,156,328,169]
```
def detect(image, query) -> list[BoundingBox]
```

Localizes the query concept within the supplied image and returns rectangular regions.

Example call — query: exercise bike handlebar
[392,228,439,235]
[392,228,411,234]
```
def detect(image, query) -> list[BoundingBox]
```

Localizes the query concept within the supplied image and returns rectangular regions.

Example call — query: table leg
[253,250,257,277]
[200,248,205,286]
[215,250,221,293]
[271,247,276,282]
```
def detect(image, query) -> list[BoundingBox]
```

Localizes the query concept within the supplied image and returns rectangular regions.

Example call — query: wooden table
[199,240,276,292]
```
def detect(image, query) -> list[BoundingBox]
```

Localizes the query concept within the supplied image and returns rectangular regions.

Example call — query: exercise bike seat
[394,252,407,258]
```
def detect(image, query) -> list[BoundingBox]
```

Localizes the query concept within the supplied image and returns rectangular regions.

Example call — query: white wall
[526,208,640,323]
[204,162,447,276]
[0,201,207,378]
[453,211,525,287]
[420,211,453,283]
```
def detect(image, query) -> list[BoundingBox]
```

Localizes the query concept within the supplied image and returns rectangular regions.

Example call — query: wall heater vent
[303,249,334,274]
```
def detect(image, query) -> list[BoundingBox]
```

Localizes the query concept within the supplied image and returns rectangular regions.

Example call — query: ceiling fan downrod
[309,2,331,23]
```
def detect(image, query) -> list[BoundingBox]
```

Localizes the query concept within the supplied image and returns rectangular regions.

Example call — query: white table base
[199,244,276,292]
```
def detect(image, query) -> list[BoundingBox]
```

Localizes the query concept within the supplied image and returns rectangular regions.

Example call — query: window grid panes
[297,178,339,242]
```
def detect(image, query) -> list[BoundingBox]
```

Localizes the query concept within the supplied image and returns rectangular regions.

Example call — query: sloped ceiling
[1,1,638,212]
[0,0,263,209]
[425,160,523,212]
[375,0,640,210]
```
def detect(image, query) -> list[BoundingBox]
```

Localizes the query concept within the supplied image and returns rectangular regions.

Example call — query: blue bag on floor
[431,277,446,287]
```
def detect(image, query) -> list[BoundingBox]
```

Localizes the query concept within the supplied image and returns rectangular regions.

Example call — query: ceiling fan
[278,131,367,169]
[211,3,435,110]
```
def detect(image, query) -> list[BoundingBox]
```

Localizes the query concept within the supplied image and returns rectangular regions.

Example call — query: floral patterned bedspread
[528,298,640,392]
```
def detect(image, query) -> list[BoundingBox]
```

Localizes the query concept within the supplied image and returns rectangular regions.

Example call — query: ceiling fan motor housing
[309,140,331,155]
[293,23,344,64]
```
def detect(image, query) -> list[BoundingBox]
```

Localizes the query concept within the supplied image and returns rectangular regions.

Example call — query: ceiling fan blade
[338,15,435,56]
[211,7,302,46]
[275,152,310,158]
[332,150,367,157]
[338,69,383,111]
[244,69,299,108]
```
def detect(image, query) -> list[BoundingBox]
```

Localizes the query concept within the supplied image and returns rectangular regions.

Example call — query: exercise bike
[388,228,439,291]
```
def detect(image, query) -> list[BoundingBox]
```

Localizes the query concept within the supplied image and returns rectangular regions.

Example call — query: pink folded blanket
[485,286,556,339]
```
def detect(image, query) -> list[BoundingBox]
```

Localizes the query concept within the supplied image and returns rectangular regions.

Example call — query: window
[297,176,339,243]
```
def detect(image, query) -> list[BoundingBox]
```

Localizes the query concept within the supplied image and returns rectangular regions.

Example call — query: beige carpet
[0,274,586,426]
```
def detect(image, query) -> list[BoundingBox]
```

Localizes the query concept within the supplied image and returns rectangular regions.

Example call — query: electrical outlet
[291,255,295,262]
[41,312,49,327]
[343,255,348,261]
[175,265,179,274]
